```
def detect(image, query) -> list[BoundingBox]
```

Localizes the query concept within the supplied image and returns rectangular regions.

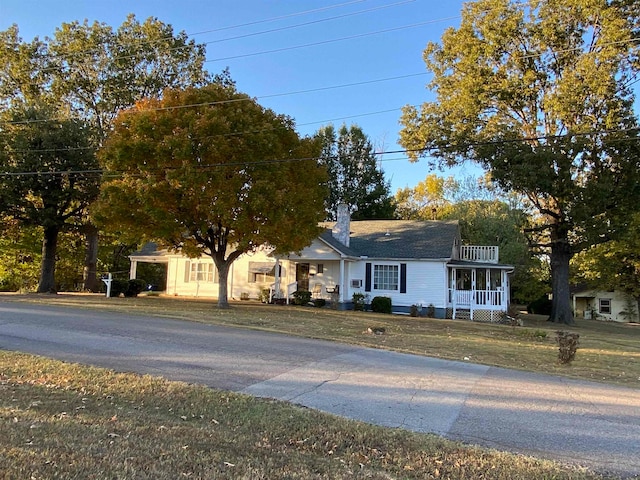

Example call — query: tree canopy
[0,16,212,290]
[0,104,99,292]
[95,83,327,307]
[399,0,640,324]
[317,124,395,220]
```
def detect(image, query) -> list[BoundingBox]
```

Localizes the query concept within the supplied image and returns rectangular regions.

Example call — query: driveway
[1,300,639,478]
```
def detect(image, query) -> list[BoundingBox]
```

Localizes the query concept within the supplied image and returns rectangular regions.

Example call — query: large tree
[399,0,640,324]
[0,104,99,292]
[0,16,211,290]
[95,83,327,308]
[317,124,395,220]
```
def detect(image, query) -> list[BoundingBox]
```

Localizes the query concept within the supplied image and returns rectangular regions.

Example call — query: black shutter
[400,263,407,293]
[365,263,372,292]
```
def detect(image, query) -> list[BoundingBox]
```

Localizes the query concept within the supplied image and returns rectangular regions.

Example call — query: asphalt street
[1,300,639,478]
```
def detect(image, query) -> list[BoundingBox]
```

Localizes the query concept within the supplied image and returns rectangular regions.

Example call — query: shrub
[556,331,580,364]
[292,290,312,306]
[259,288,271,303]
[313,298,326,308]
[125,279,148,297]
[527,295,553,315]
[108,279,128,297]
[371,296,392,314]
[352,292,366,311]
[426,303,435,318]
[410,304,421,317]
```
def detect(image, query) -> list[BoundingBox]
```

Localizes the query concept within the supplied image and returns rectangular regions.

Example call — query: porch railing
[460,246,499,264]
[449,288,504,307]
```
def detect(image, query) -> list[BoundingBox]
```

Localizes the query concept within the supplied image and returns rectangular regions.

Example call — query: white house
[572,288,638,322]
[129,209,514,320]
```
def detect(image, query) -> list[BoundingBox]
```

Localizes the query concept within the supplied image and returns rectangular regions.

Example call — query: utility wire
[18,0,416,74]
[0,72,428,126]
[205,16,459,63]
[29,0,372,64]
[2,127,638,177]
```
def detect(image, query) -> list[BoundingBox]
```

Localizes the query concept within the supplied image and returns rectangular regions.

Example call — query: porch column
[129,260,137,280]
[339,258,345,303]
[273,258,281,302]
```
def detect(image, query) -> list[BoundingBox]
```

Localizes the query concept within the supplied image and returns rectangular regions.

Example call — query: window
[317,263,324,274]
[599,298,612,314]
[373,264,399,291]
[248,262,279,284]
[187,262,216,283]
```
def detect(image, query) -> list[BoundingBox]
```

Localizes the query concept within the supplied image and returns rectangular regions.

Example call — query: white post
[273,258,281,303]
[101,273,113,298]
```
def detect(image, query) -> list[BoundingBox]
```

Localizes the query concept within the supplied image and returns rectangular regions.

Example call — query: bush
[313,298,326,308]
[352,293,366,311]
[292,290,312,306]
[108,279,128,297]
[527,295,553,315]
[410,304,421,317]
[259,288,270,303]
[125,279,148,297]
[371,296,392,314]
[556,331,580,364]
[108,279,147,297]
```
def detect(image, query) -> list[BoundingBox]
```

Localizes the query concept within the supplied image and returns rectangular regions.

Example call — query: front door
[296,263,310,291]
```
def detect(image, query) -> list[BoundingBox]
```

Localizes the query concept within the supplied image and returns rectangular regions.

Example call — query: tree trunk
[82,224,99,292]
[216,261,230,308]
[37,225,59,293]
[548,222,574,325]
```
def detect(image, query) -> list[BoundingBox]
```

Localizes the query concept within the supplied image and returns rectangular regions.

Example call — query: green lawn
[0,293,638,479]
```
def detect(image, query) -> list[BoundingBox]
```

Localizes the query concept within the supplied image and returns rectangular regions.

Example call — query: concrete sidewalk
[243,348,640,478]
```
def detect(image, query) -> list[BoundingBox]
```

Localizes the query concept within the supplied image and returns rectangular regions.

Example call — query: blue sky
[0,0,483,191]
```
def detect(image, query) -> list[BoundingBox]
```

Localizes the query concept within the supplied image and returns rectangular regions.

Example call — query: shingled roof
[320,220,460,260]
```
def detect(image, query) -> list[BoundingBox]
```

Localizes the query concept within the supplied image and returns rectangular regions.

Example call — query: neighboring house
[129,207,514,320]
[572,289,638,323]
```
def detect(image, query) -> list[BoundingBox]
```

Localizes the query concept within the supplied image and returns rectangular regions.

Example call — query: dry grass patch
[1,351,612,479]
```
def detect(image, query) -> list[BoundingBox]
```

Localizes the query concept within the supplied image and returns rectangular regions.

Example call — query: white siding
[574,290,637,322]
[164,250,277,300]
[347,260,448,308]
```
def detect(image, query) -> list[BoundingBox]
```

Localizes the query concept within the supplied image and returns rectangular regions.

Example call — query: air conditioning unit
[351,279,363,288]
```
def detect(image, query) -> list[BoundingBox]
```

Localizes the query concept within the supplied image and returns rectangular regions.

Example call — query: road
[1,300,639,478]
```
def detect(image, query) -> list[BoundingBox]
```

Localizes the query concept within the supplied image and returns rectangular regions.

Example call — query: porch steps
[454,308,472,321]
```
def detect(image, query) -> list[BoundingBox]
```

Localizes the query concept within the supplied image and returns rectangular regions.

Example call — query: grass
[0,294,638,478]
[3,293,639,388]
[0,350,615,479]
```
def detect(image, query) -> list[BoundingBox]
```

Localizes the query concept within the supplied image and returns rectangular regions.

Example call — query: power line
[205,16,459,63]
[0,72,428,126]
[15,1,417,78]
[2,127,638,178]
[199,0,417,46]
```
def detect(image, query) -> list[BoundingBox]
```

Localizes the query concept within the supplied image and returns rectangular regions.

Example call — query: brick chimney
[332,204,351,247]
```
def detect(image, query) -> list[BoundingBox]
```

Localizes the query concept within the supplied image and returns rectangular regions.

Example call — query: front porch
[269,258,348,305]
[447,264,511,322]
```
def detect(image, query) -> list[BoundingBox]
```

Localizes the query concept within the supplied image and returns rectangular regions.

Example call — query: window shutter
[400,263,407,293]
[184,261,190,283]
[365,263,372,292]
